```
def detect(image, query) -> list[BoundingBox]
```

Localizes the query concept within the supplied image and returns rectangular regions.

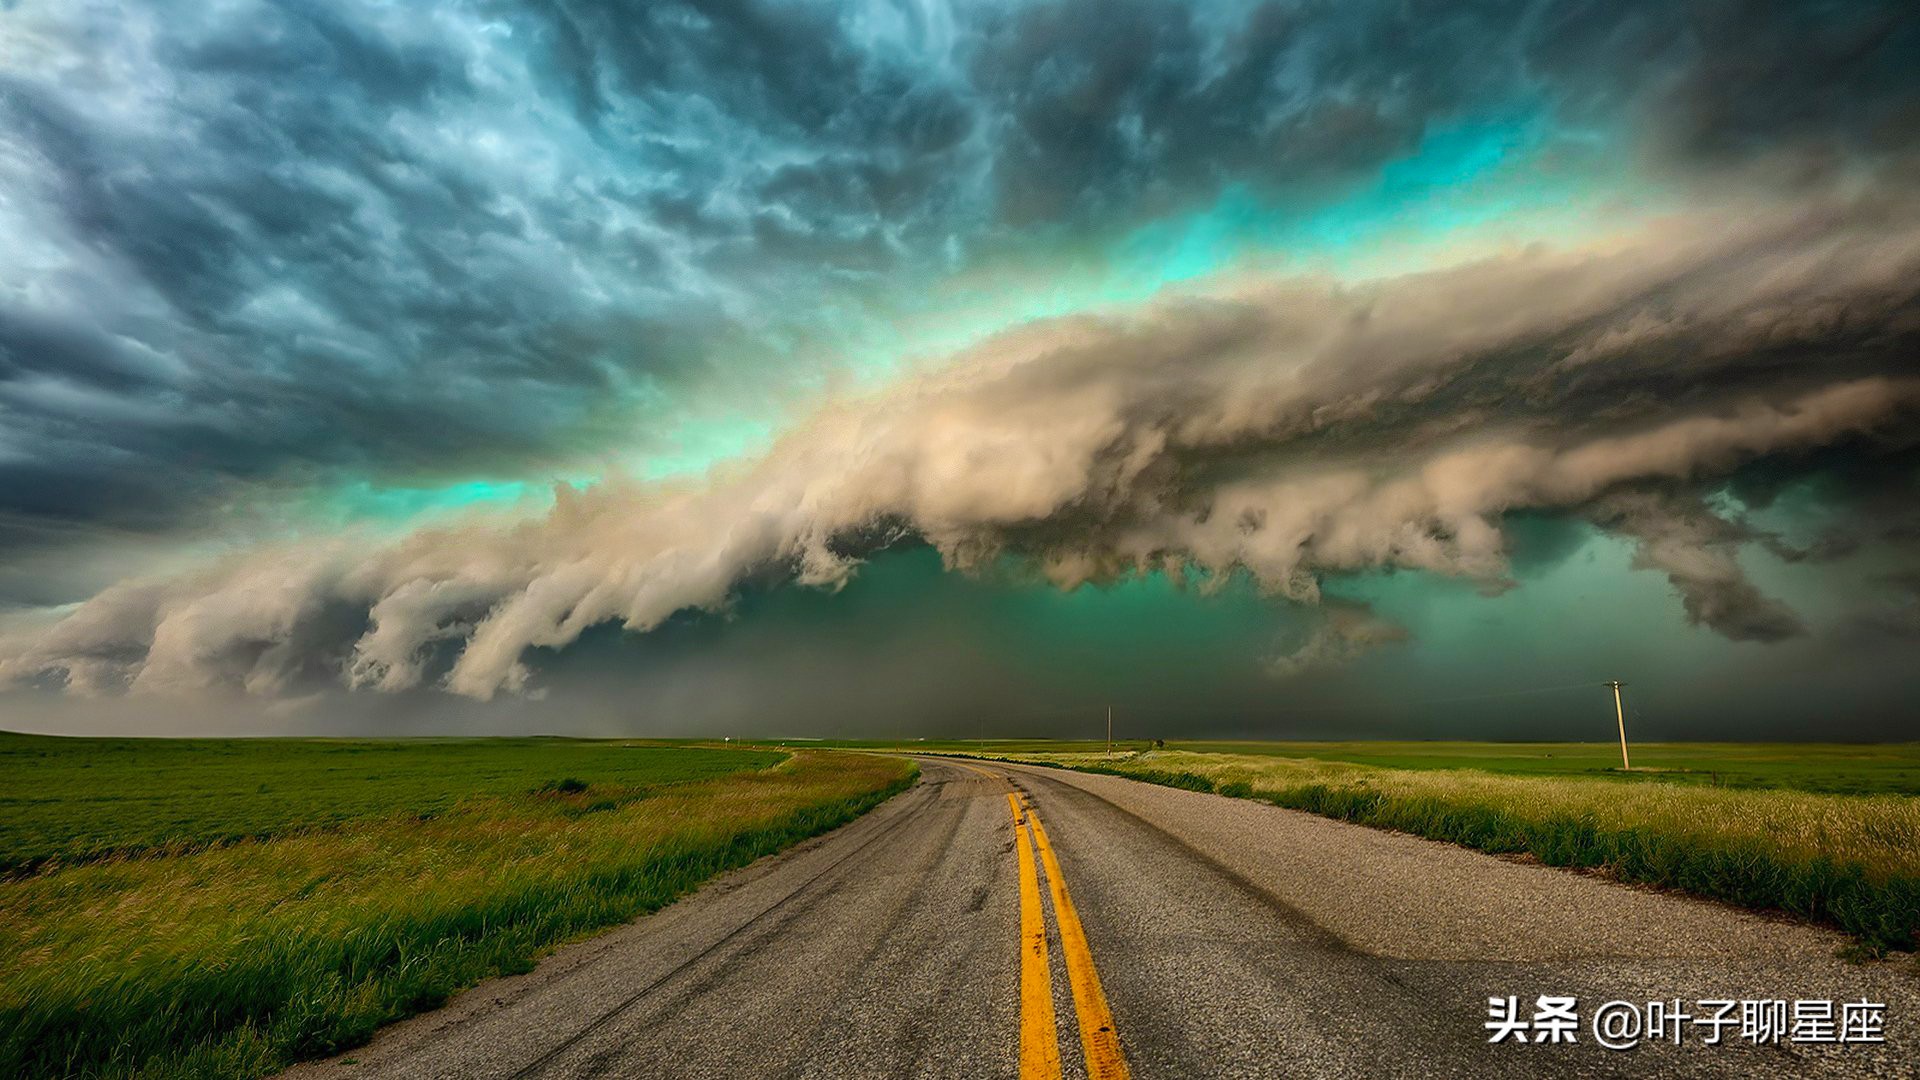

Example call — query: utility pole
[1606,680,1630,771]
[1106,704,1112,760]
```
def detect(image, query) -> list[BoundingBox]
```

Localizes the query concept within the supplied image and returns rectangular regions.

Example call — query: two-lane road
[288,758,1918,1079]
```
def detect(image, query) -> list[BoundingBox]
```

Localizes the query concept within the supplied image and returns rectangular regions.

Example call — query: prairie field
[832,738,1920,795]
[0,735,914,1080]
[0,734,788,872]
[927,741,1920,954]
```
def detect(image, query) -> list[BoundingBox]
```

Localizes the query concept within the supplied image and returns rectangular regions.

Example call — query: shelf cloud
[6,193,1915,700]
[2,0,1917,732]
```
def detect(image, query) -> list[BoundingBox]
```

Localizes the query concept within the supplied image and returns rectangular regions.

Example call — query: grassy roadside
[0,739,915,1080]
[964,747,1920,955]
[815,738,1920,795]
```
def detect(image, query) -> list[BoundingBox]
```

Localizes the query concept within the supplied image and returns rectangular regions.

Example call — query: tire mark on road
[509,779,936,1080]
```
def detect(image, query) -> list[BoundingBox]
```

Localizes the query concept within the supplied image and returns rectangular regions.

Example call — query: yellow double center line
[1011,791,1129,1080]
[1011,792,1064,1078]
[1021,792,1128,1080]
[950,760,1129,1080]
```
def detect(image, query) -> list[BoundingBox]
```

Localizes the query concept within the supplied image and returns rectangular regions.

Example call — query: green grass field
[1154,740,1920,795]
[0,733,788,872]
[7,734,1914,1077]
[914,740,1920,955]
[820,738,1920,795]
[0,735,914,1080]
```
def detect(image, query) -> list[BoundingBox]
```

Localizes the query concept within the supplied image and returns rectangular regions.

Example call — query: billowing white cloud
[4,194,1918,699]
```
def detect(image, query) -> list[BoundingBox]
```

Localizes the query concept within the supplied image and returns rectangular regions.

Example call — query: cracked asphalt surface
[283,757,1918,1079]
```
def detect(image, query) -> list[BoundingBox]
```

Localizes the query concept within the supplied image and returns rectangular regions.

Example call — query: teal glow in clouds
[0,1,1917,736]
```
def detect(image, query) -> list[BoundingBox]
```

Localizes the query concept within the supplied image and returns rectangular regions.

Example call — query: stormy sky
[1,0,1917,738]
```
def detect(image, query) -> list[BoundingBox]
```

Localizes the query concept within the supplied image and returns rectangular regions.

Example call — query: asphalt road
[285,758,1918,1079]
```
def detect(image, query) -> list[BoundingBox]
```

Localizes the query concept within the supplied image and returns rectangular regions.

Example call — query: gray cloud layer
[5,192,1916,698]
[3,0,1917,600]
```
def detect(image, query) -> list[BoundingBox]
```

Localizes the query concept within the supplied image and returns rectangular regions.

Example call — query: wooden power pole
[1106,704,1112,760]
[1606,680,1630,771]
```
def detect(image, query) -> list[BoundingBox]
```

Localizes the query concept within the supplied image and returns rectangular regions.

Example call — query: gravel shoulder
[282,758,1920,1079]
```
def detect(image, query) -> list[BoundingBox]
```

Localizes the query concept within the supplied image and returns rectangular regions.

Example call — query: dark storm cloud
[0,0,1917,737]
[1586,490,1805,643]
[6,190,1918,701]
[1833,568,1920,646]
[4,0,1918,594]
[970,0,1489,228]
[0,0,710,568]
[969,0,1920,232]
[1263,601,1411,677]
[1545,1,1920,175]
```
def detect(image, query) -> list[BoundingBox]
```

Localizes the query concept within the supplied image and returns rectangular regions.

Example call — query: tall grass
[0,749,915,1080]
[1005,750,1920,953]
